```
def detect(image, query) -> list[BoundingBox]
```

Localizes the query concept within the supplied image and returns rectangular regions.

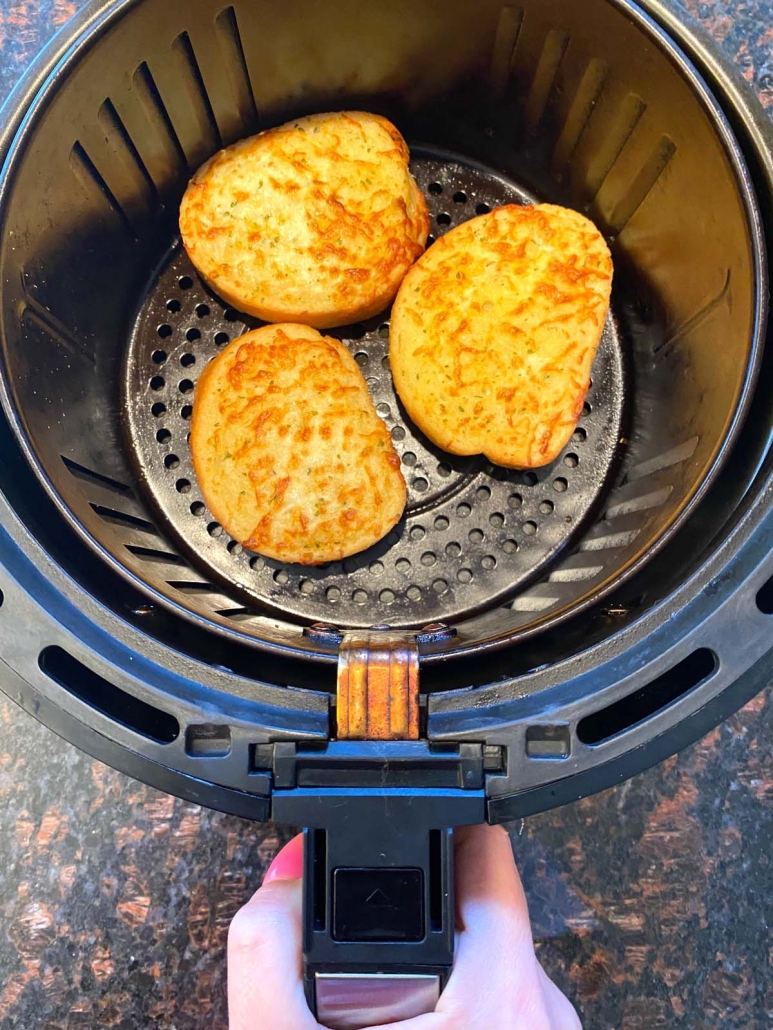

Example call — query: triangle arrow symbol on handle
[365,887,392,908]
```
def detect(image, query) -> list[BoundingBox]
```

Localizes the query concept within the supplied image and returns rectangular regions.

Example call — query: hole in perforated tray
[124,149,627,630]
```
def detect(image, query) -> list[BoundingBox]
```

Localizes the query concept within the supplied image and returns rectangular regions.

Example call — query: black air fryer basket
[1,0,773,1022]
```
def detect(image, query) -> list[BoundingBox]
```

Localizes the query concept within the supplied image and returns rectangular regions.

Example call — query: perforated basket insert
[124,151,626,629]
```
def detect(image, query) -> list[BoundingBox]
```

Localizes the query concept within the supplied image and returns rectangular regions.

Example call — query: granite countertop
[1,2,773,1028]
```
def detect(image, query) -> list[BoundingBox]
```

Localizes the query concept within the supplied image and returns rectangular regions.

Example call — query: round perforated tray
[124,148,626,629]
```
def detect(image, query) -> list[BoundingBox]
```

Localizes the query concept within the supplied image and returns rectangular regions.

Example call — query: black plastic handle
[270,741,486,1028]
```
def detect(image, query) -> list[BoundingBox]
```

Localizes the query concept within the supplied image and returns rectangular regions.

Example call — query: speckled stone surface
[1,2,773,1028]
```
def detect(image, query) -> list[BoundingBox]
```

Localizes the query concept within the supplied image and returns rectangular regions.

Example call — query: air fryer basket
[0,0,764,662]
[0,0,772,822]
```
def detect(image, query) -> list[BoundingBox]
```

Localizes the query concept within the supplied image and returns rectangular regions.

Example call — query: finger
[438,824,548,1024]
[454,823,531,936]
[363,971,572,1030]
[264,831,304,885]
[538,965,583,1029]
[443,824,536,994]
[363,1013,444,1030]
[367,828,580,1030]
[228,835,318,1030]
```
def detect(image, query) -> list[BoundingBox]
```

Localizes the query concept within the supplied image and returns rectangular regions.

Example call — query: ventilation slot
[429,829,443,932]
[91,504,158,534]
[313,829,327,931]
[62,456,133,496]
[549,564,603,584]
[132,61,187,178]
[607,134,676,234]
[577,648,717,745]
[625,437,699,483]
[173,31,222,153]
[655,272,731,357]
[19,294,96,365]
[39,645,179,744]
[524,29,569,134]
[97,97,160,214]
[70,141,136,239]
[758,575,773,615]
[582,92,646,202]
[216,5,259,132]
[552,57,608,172]
[604,486,672,519]
[489,5,524,95]
[216,607,259,619]
[126,546,189,566]
[509,593,559,612]
[580,529,640,551]
[166,578,222,589]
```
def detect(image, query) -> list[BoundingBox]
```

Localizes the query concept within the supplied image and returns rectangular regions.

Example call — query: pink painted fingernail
[263,833,304,885]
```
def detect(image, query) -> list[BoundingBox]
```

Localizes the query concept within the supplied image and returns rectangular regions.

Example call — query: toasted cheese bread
[390,203,613,469]
[180,112,429,329]
[190,324,406,564]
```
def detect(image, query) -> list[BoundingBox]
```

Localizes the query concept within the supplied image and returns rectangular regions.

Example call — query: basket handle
[271,742,485,1029]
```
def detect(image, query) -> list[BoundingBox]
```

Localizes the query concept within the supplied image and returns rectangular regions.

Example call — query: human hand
[228,823,582,1030]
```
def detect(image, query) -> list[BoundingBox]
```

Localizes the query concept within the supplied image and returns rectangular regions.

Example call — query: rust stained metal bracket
[336,631,420,740]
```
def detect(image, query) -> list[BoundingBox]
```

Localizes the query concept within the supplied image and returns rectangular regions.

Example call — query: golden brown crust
[190,324,407,564]
[389,203,613,469]
[180,112,429,329]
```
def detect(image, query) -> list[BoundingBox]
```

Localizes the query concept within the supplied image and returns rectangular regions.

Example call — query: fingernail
[263,833,304,885]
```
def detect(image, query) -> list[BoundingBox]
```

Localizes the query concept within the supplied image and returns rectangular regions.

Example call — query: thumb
[228,833,318,1030]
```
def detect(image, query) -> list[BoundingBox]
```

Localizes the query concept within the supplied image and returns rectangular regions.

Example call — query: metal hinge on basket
[336,630,420,740]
